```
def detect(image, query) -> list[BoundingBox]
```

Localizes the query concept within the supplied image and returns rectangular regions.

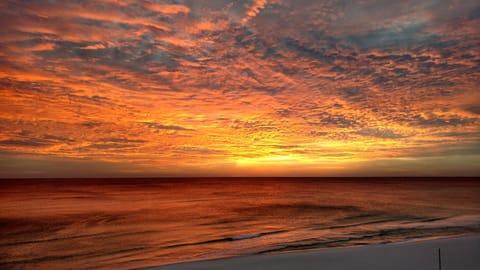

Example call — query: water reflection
[1,178,479,269]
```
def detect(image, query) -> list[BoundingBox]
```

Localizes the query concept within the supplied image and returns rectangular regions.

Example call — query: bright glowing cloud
[0,0,479,177]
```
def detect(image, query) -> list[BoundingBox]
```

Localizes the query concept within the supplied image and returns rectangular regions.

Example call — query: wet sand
[147,235,480,270]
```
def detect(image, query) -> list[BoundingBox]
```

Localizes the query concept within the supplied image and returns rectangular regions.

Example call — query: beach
[148,235,480,270]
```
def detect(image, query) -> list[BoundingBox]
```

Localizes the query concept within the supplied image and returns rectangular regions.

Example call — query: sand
[146,235,480,270]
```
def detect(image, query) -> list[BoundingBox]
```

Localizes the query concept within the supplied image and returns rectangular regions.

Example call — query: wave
[323,216,450,230]
[164,230,288,249]
[0,230,159,247]
[0,247,146,267]
[257,225,480,254]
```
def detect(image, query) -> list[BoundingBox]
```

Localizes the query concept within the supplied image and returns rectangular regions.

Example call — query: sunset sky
[0,0,479,177]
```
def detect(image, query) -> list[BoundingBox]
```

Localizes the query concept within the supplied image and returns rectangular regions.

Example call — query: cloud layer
[0,0,479,177]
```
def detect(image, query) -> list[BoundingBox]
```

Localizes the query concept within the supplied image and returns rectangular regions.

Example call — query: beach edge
[143,235,480,270]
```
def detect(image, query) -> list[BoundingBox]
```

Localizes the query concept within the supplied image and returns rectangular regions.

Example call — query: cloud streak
[242,0,268,24]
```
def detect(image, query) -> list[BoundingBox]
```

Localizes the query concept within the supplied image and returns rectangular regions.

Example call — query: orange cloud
[0,0,479,177]
[147,4,191,14]
[242,0,268,24]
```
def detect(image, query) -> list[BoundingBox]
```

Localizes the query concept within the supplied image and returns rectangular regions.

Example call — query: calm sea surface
[1,178,479,269]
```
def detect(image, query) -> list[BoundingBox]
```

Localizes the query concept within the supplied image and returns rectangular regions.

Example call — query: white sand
[147,235,480,270]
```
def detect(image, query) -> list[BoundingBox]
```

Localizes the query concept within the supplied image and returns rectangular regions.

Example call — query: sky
[0,0,479,178]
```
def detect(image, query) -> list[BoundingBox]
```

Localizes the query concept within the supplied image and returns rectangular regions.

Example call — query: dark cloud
[231,119,276,131]
[306,112,358,129]
[338,87,368,103]
[0,139,51,147]
[356,128,407,139]
[0,134,74,148]
[0,78,48,93]
[81,122,103,128]
[465,105,480,115]
[77,143,135,150]
[42,135,75,143]
[100,138,147,144]
[345,24,429,49]
[414,115,477,127]
[174,147,225,155]
[143,122,194,131]
[433,132,480,138]
[0,154,148,178]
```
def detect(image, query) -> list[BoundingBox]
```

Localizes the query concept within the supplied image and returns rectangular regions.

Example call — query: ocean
[1,178,479,269]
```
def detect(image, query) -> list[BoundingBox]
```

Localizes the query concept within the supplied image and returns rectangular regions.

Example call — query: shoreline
[144,235,480,270]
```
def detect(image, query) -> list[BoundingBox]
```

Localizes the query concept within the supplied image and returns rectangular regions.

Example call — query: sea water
[1,178,479,269]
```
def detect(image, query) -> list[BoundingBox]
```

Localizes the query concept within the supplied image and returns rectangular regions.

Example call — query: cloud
[242,0,268,24]
[355,128,408,139]
[100,138,147,143]
[465,105,480,115]
[414,114,477,127]
[0,139,51,148]
[0,134,75,148]
[147,4,191,15]
[0,0,479,176]
[141,122,194,131]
